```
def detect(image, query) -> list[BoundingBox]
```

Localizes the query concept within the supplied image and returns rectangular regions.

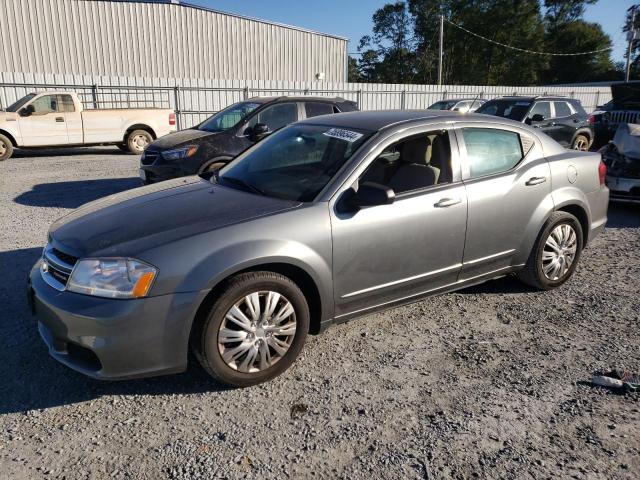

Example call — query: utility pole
[626,5,638,82]
[438,14,444,86]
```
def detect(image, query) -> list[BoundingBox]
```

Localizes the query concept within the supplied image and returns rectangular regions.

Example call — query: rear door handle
[526,176,546,186]
[434,197,462,208]
[55,117,65,122]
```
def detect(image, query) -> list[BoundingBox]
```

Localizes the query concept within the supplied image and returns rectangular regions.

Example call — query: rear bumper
[605,175,640,204]
[28,261,207,380]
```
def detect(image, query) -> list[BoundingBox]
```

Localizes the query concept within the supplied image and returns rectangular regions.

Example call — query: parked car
[0,92,176,160]
[599,122,640,203]
[28,110,608,387]
[476,96,593,151]
[139,96,358,184]
[591,82,640,148]
[427,98,486,112]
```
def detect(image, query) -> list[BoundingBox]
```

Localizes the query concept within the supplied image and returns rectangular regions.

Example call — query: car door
[329,125,468,318]
[18,94,69,146]
[235,102,299,155]
[58,94,83,144]
[552,101,578,146]
[526,101,564,144]
[454,124,552,280]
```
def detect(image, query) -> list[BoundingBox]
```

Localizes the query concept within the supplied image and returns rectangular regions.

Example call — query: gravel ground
[1,147,639,480]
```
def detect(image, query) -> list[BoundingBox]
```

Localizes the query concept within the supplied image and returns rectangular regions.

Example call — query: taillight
[587,114,595,124]
[169,113,176,126]
[598,160,606,185]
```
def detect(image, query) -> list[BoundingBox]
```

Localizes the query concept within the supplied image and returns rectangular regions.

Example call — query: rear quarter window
[305,102,335,118]
[461,128,524,179]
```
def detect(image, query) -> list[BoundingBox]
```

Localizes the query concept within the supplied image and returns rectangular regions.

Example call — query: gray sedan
[28,110,609,387]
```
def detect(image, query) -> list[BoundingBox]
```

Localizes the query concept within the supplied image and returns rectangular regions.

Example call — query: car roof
[247,96,351,104]
[488,96,573,102]
[297,109,524,131]
[434,98,486,102]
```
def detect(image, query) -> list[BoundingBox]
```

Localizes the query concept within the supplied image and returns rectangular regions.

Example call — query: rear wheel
[0,133,13,161]
[192,272,309,387]
[571,134,589,151]
[517,212,583,290]
[126,130,153,155]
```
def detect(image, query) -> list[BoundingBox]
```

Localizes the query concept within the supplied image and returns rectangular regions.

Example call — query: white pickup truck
[0,91,176,160]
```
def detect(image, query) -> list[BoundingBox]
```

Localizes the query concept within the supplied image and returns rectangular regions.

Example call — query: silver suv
[28,110,609,387]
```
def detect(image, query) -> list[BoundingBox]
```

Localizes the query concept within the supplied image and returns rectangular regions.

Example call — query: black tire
[571,134,589,151]
[192,272,310,387]
[198,158,230,174]
[517,211,583,290]
[0,133,14,161]
[126,129,153,155]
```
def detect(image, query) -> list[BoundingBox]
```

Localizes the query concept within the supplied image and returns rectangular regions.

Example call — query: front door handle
[526,176,546,186]
[434,197,462,208]
[55,117,65,122]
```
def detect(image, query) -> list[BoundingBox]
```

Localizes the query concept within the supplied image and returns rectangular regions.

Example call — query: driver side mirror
[20,105,35,117]
[246,123,270,142]
[340,182,395,213]
[526,113,545,124]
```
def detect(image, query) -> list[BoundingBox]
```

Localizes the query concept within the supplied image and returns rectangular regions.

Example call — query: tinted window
[58,94,75,112]
[219,124,371,202]
[248,103,298,132]
[461,128,523,179]
[528,101,551,120]
[554,101,572,117]
[30,95,58,114]
[305,102,334,118]
[199,102,261,133]
[428,101,456,110]
[476,100,532,121]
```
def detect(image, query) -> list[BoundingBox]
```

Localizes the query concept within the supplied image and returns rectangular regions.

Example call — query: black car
[476,96,593,151]
[139,96,358,183]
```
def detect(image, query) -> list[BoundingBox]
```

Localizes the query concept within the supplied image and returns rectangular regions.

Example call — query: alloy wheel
[573,138,588,151]
[541,223,577,281]
[217,291,297,373]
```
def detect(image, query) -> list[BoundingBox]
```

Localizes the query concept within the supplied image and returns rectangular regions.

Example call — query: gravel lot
[1,147,639,479]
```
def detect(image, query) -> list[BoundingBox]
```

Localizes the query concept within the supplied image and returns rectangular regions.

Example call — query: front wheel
[571,134,589,151]
[192,272,309,387]
[517,212,583,290]
[0,133,14,161]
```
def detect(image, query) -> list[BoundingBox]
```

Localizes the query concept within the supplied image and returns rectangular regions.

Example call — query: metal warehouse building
[0,0,348,82]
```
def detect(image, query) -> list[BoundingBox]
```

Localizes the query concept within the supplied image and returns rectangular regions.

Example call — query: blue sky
[183,0,635,63]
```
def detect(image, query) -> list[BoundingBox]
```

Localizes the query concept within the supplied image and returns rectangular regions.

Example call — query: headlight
[67,258,158,299]
[162,145,199,161]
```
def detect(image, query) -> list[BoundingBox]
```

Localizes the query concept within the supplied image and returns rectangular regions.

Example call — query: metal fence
[0,78,613,130]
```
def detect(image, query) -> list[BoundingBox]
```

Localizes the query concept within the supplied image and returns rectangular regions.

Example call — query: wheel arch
[198,155,233,174]
[571,128,593,146]
[191,261,325,337]
[555,202,590,246]
[123,124,157,142]
[0,129,18,147]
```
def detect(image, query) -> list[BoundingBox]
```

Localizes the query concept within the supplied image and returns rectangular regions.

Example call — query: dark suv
[139,96,358,183]
[476,96,593,151]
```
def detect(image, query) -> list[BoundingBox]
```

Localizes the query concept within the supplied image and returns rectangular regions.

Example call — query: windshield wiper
[219,175,265,195]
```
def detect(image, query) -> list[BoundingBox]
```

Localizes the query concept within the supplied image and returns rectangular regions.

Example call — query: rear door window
[58,94,76,112]
[553,101,573,118]
[461,128,524,179]
[305,102,334,118]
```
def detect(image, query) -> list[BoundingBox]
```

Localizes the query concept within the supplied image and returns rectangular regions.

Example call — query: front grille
[141,150,159,165]
[41,245,77,291]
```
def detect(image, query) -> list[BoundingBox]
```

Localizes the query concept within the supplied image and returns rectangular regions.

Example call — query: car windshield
[6,93,36,112]
[217,124,373,202]
[476,99,533,121]
[428,101,456,110]
[198,101,261,133]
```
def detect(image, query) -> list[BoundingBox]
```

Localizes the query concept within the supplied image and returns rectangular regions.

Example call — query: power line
[445,18,616,56]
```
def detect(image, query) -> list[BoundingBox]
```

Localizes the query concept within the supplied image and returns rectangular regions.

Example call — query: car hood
[148,128,220,150]
[49,177,300,257]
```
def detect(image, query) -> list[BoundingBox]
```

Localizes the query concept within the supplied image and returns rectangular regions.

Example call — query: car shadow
[14,178,142,209]
[12,147,129,158]
[0,247,229,415]
[456,275,534,295]
[607,203,640,228]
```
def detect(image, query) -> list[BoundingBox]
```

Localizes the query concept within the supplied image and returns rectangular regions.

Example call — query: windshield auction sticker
[323,128,363,143]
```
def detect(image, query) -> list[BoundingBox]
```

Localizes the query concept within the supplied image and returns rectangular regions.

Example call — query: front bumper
[28,261,207,380]
[139,150,204,184]
[606,175,640,204]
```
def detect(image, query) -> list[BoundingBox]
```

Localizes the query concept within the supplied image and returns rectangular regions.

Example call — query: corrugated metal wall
[0,0,348,82]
